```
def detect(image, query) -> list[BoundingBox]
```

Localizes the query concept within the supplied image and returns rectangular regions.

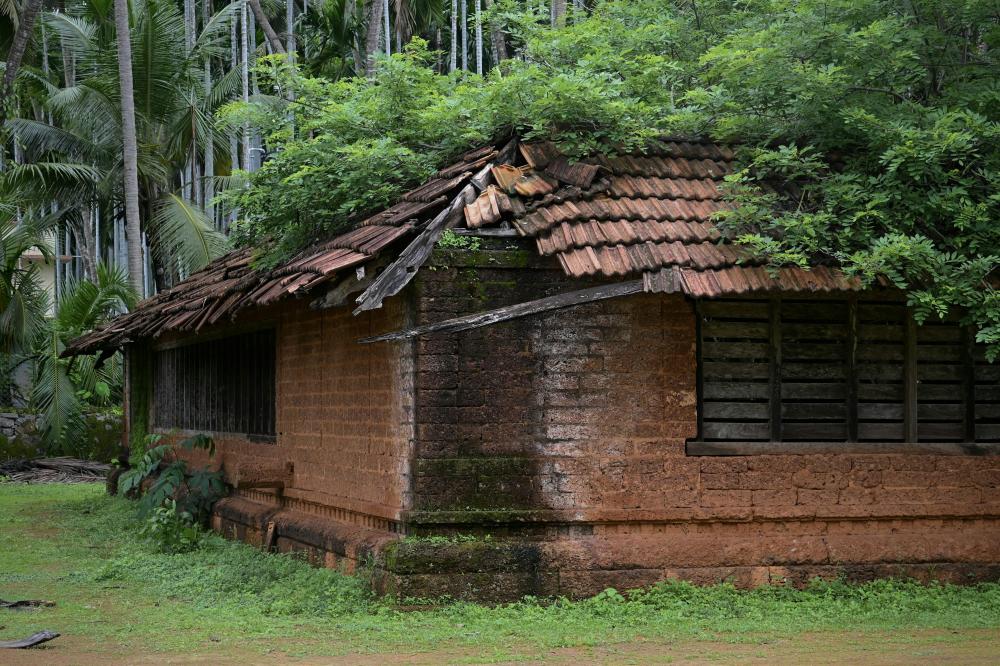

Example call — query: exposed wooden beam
[450,227,519,237]
[359,280,645,343]
[353,164,492,314]
[311,256,389,310]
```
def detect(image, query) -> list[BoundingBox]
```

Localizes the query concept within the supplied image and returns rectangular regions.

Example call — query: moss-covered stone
[381,537,541,576]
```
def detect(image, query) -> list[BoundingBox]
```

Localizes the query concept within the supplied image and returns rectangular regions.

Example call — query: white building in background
[20,234,72,315]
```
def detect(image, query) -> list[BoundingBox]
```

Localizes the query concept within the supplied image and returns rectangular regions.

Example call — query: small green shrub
[119,433,226,525]
[139,500,205,553]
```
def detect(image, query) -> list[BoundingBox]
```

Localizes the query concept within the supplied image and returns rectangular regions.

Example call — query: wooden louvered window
[688,297,1000,454]
[151,329,276,441]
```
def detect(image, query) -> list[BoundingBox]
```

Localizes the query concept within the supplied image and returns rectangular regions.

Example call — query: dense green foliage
[229,0,999,353]
[30,263,135,447]
[3,483,1000,659]
[119,433,226,527]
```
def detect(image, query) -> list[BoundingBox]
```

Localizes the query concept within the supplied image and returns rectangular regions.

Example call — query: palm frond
[44,11,98,54]
[148,193,228,275]
[6,118,91,159]
[0,264,48,353]
[56,264,136,335]
[0,162,102,203]
[30,330,83,453]
[193,0,240,55]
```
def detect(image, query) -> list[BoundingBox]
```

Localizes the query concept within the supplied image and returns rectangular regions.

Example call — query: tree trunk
[79,206,96,281]
[184,0,196,52]
[363,0,384,77]
[346,0,362,75]
[551,0,566,27]
[382,0,390,56]
[1,0,44,111]
[483,0,507,63]
[114,0,144,292]
[474,0,482,74]
[247,0,286,54]
[285,0,295,61]
[460,0,467,71]
[203,0,215,225]
[449,0,457,72]
[240,0,251,171]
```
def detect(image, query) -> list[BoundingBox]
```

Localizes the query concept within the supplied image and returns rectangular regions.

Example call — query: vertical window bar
[904,309,918,443]
[963,325,976,443]
[769,296,782,442]
[694,300,704,442]
[846,296,859,443]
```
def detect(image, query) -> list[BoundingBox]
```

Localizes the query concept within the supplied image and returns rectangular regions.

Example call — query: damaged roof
[66,138,865,355]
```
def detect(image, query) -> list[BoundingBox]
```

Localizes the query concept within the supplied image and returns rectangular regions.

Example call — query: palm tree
[364,0,385,76]
[551,0,566,27]
[449,0,457,71]
[31,262,136,452]
[113,0,144,291]
[0,209,54,406]
[474,0,481,74]
[248,0,285,54]
[28,0,234,288]
[1,0,44,116]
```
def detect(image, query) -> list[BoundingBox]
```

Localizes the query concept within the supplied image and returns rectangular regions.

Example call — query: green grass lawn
[2,483,1000,664]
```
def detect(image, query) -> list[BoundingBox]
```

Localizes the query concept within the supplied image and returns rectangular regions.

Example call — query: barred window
[151,329,276,440]
[689,298,999,452]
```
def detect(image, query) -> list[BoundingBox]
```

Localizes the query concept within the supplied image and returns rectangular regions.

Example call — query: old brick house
[67,139,1000,601]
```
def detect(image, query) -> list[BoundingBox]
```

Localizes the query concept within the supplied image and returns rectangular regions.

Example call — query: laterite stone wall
[157,295,415,537]
[140,237,1000,599]
[399,240,1000,598]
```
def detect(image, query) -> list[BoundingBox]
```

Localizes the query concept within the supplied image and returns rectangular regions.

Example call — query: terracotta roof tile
[464,186,514,228]
[519,142,562,169]
[590,155,730,179]
[68,137,878,356]
[544,157,601,188]
[491,164,524,193]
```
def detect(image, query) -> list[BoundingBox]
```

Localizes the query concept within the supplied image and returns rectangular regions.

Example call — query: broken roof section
[66,138,865,355]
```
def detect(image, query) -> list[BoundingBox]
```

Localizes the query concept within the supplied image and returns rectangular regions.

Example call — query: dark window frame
[687,296,1000,456]
[150,328,277,442]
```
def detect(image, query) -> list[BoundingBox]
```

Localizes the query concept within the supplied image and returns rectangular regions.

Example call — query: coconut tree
[1,0,44,115]
[113,0,143,290]
[29,0,235,288]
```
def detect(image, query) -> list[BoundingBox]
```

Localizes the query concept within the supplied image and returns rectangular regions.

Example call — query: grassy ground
[2,483,1000,664]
